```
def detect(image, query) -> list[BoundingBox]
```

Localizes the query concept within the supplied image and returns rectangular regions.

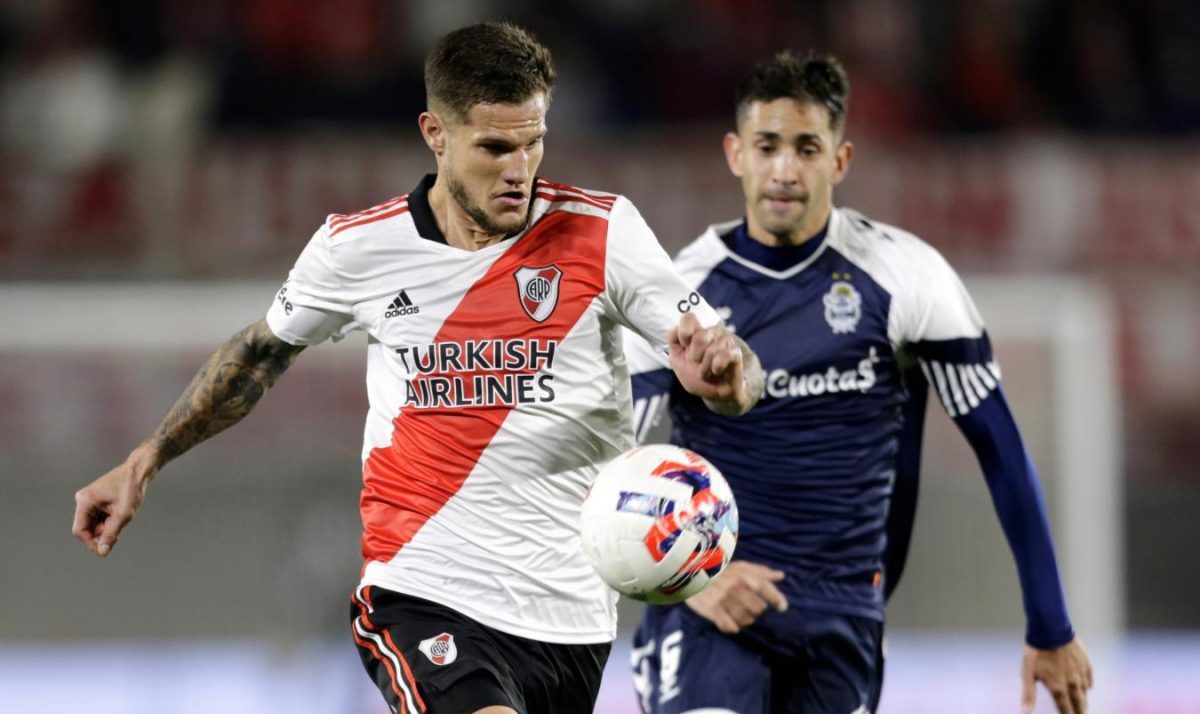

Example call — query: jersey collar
[408,174,543,248]
[724,218,829,272]
[408,174,447,245]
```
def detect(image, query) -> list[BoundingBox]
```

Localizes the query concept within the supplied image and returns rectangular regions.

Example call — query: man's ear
[723,131,744,178]
[419,111,447,155]
[832,140,854,186]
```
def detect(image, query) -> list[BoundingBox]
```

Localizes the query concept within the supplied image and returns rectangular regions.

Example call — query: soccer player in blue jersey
[626,51,1093,714]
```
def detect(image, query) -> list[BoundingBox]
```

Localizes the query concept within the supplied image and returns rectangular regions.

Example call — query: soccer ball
[580,444,738,604]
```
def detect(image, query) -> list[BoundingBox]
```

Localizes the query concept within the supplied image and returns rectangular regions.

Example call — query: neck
[428,177,507,251]
[744,201,832,248]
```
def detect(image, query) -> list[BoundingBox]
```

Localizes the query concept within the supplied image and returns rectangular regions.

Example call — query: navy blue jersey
[628,208,1074,646]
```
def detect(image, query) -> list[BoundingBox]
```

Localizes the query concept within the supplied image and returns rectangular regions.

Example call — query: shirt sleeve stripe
[920,358,1007,418]
[975,362,998,391]
[944,361,970,415]
[958,363,983,408]
[928,360,957,417]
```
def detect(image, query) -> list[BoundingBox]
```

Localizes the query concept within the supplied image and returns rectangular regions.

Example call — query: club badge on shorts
[418,632,458,665]
[514,265,562,323]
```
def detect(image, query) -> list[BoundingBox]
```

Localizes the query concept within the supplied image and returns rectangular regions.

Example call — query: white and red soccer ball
[580,444,738,604]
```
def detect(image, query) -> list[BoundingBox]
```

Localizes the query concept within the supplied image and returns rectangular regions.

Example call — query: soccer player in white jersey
[625,52,1093,714]
[72,22,764,714]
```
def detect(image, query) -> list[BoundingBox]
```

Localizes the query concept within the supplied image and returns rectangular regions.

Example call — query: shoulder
[325,193,414,240]
[533,178,620,217]
[830,207,957,290]
[674,220,736,279]
[833,207,940,262]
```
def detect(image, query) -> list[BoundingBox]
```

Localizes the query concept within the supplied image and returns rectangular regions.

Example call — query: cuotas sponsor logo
[765,347,880,399]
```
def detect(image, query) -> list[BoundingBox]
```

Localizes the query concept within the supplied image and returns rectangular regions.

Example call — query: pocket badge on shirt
[418,632,458,666]
[514,265,563,323]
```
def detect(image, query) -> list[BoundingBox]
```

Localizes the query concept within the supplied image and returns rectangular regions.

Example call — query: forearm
[144,319,305,471]
[703,335,763,416]
[956,391,1074,648]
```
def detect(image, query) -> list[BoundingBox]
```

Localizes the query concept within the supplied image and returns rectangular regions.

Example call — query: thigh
[632,604,773,714]
[350,585,517,714]
[782,615,882,714]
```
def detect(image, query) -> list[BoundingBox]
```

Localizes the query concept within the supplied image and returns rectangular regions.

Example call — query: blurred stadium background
[0,1,1197,712]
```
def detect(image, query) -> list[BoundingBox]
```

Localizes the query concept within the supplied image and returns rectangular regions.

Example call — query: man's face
[724,98,852,245]
[435,93,548,236]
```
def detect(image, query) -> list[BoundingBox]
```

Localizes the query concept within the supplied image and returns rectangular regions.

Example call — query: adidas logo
[384,290,420,318]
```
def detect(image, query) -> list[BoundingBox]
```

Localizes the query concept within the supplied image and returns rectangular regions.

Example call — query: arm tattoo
[151,318,305,468]
[739,336,765,410]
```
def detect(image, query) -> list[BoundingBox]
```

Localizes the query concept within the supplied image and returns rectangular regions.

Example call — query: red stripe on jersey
[534,191,613,212]
[331,194,408,225]
[537,179,616,205]
[330,203,410,237]
[538,184,616,205]
[359,209,610,564]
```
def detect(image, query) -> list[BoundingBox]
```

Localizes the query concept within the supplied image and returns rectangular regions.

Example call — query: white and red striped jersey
[265,175,717,644]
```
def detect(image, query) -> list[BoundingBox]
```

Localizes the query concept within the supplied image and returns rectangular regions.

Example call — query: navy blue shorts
[631,602,882,714]
[867,638,887,712]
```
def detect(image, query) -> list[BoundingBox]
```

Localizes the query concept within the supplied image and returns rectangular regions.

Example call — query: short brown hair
[735,51,850,134]
[424,22,556,122]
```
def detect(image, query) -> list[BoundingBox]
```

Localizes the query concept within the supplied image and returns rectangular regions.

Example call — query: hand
[668,312,750,413]
[1021,637,1093,714]
[72,443,158,557]
[685,561,788,634]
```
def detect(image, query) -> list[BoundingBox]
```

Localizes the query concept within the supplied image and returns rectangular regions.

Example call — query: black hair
[425,21,556,121]
[735,51,850,133]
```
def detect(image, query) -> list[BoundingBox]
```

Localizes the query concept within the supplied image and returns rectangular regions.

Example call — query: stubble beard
[756,193,821,246]
[758,208,805,246]
[446,172,531,237]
